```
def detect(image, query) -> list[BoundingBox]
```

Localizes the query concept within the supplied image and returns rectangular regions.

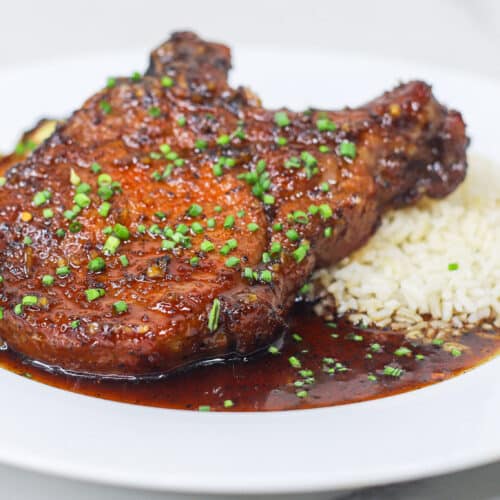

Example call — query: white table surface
[0,0,499,498]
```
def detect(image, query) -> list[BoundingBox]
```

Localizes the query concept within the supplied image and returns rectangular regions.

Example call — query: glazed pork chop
[0,32,468,376]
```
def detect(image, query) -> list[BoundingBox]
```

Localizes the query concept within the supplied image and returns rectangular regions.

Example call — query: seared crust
[0,33,468,375]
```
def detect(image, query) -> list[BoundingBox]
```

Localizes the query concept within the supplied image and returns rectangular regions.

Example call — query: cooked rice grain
[315,156,500,332]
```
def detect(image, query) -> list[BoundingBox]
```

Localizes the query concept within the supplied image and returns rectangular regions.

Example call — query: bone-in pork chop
[0,32,468,376]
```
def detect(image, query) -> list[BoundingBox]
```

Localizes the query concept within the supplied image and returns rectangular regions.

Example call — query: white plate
[0,45,499,495]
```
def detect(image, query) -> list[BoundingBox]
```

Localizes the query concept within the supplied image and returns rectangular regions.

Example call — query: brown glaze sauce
[0,305,498,411]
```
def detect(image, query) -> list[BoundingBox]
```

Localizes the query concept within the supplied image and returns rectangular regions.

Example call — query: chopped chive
[274,111,290,127]
[247,222,259,232]
[198,405,211,412]
[74,193,91,208]
[200,240,215,252]
[292,210,308,224]
[99,100,112,114]
[226,238,238,250]
[177,115,186,127]
[225,256,240,268]
[56,266,70,276]
[316,118,337,132]
[119,255,129,267]
[98,173,112,186]
[383,365,403,377]
[208,298,220,332]
[284,156,301,169]
[243,267,254,280]
[22,295,38,306]
[448,262,459,271]
[262,194,275,205]
[98,202,111,217]
[191,222,204,234]
[318,204,333,219]
[223,399,234,408]
[91,162,102,173]
[103,235,120,255]
[394,346,412,357]
[32,190,51,207]
[175,223,189,235]
[151,171,162,182]
[346,333,363,342]
[161,240,175,251]
[113,300,128,314]
[216,134,230,146]
[98,185,113,200]
[286,229,299,241]
[43,208,54,219]
[88,257,106,272]
[223,215,235,229]
[148,106,161,118]
[106,77,116,88]
[188,203,203,217]
[288,356,302,369]
[113,223,130,241]
[159,144,170,155]
[270,241,282,254]
[195,139,207,150]
[260,270,272,283]
[268,345,279,355]
[85,288,105,302]
[339,141,356,159]
[161,76,174,88]
[213,163,224,176]
[450,348,462,357]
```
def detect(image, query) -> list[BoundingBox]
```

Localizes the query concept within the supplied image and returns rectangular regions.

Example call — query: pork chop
[0,32,468,376]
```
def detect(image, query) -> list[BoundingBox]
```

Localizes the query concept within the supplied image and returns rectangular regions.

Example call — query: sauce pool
[0,305,498,411]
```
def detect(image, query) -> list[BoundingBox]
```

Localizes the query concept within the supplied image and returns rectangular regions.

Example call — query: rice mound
[315,156,500,339]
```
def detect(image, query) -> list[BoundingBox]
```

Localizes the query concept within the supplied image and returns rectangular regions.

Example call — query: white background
[0,0,499,498]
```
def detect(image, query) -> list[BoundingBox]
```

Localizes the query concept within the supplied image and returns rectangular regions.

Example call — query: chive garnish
[113,301,128,314]
[339,141,356,159]
[208,298,221,332]
[274,111,290,127]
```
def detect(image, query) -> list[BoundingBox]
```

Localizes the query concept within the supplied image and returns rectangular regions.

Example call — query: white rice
[315,156,500,335]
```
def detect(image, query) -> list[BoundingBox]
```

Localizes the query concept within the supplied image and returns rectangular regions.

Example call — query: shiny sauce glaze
[1,305,498,411]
